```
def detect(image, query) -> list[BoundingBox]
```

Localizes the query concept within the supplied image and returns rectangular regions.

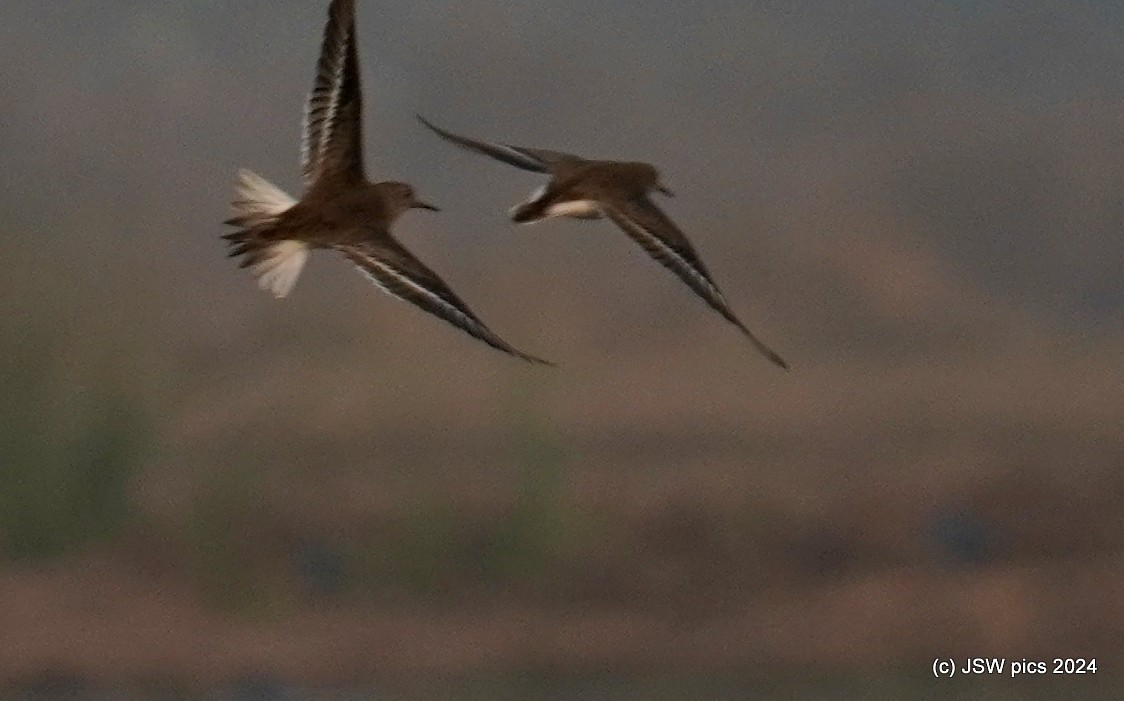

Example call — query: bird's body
[222,0,550,365]
[240,180,413,249]
[417,116,788,369]
[510,161,661,223]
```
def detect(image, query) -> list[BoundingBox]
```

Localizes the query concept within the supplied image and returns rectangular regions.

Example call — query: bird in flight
[417,116,788,370]
[222,0,551,366]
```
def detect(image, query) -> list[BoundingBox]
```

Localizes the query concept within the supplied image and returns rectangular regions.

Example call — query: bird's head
[636,163,674,198]
[381,182,440,220]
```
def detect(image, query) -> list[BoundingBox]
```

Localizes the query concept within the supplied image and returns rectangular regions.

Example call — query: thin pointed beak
[414,200,440,212]
[657,184,675,197]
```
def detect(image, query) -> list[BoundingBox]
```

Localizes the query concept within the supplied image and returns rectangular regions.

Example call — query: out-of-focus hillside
[1,0,1122,695]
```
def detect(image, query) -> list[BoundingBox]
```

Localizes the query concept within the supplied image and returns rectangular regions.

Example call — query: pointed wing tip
[415,114,444,135]
[756,343,790,370]
[489,334,555,367]
[500,342,556,368]
[731,319,789,370]
[520,353,558,368]
[768,353,791,371]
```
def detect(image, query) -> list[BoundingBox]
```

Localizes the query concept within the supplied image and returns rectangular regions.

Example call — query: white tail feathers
[251,240,310,299]
[230,168,297,227]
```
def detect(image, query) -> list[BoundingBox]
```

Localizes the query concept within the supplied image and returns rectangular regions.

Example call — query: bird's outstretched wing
[334,238,553,366]
[301,0,365,186]
[601,196,788,369]
[417,115,580,173]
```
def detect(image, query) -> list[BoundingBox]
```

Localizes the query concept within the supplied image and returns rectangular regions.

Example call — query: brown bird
[417,116,788,370]
[222,0,551,366]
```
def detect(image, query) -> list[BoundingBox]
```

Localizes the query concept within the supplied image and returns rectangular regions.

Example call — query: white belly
[510,184,603,222]
[545,199,602,220]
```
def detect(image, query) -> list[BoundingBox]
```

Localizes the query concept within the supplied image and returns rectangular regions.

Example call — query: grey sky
[2,0,1122,345]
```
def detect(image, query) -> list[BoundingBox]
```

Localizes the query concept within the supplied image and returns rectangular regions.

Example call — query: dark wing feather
[601,197,789,369]
[417,115,579,173]
[334,239,553,366]
[301,0,364,185]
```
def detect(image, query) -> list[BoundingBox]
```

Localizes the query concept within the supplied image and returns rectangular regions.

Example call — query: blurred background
[1,1,1122,698]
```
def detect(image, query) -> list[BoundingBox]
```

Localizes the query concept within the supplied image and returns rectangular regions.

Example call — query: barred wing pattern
[602,197,789,369]
[335,239,553,365]
[301,0,364,186]
[417,116,579,173]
